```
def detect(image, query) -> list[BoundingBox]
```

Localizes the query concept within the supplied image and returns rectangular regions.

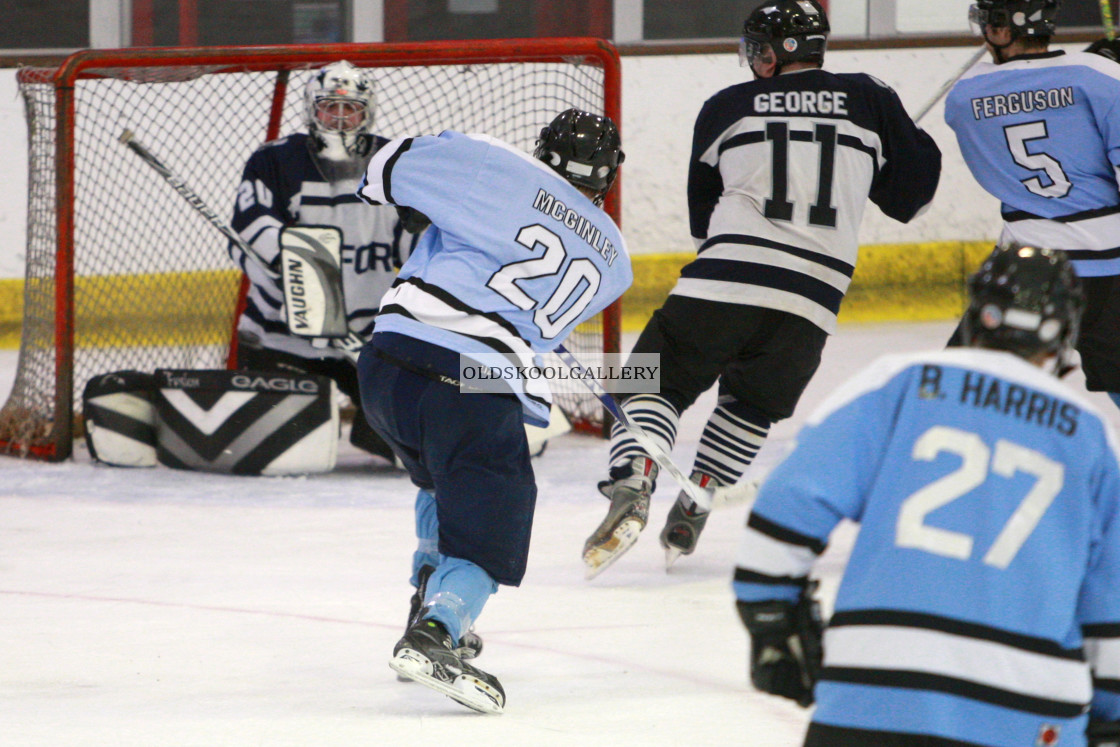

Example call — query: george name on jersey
[753,90,848,115]
[969,87,1074,120]
[532,188,618,266]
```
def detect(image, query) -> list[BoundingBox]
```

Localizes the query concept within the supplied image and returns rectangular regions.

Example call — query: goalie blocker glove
[737,593,823,707]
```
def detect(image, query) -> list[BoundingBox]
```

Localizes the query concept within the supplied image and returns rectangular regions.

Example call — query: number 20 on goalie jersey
[356,131,632,426]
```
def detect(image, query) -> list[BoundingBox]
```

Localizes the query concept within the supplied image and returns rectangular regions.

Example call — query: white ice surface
[0,321,1116,746]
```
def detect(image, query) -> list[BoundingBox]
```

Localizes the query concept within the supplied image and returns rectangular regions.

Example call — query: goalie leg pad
[82,371,158,467]
[154,369,338,475]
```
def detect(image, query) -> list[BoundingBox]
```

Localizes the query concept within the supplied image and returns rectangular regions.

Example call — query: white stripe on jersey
[1085,635,1120,680]
[825,624,1092,706]
[734,521,817,579]
[238,215,282,261]
[1001,210,1120,252]
[691,241,854,288]
[378,280,551,404]
[672,278,840,333]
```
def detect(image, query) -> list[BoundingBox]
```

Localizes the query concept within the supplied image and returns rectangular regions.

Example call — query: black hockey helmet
[534,108,624,207]
[969,0,1060,39]
[740,0,829,70]
[962,244,1083,367]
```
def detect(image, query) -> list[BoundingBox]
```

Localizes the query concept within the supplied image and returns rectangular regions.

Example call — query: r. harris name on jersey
[531,188,619,266]
[916,363,1080,436]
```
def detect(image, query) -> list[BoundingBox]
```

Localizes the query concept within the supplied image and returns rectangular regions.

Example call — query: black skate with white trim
[389,618,505,714]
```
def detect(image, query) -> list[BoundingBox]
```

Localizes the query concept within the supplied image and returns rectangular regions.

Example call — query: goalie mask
[305,61,376,162]
[969,0,1060,40]
[740,0,829,72]
[533,108,624,207]
[962,244,1083,373]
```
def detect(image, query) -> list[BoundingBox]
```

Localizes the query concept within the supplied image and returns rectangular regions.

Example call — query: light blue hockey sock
[411,488,439,588]
[421,557,498,644]
[1109,392,1120,412]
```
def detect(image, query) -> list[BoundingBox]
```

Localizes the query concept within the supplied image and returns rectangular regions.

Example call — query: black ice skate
[659,472,717,569]
[400,564,483,685]
[583,456,659,579]
[389,618,505,714]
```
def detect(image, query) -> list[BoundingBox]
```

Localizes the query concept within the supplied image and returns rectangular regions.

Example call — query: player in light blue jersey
[945,0,1120,415]
[354,109,631,713]
[734,244,1120,747]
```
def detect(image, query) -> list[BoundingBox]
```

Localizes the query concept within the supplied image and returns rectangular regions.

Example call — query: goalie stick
[119,129,278,279]
[555,345,758,512]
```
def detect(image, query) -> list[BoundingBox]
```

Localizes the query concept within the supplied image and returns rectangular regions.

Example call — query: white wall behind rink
[0,43,1043,280]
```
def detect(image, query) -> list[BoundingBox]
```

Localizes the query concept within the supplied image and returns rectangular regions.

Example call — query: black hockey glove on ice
[1089,721,1120,747]
[1087,37,1120,63]
[396,206,431,234]
[737,594,823,707]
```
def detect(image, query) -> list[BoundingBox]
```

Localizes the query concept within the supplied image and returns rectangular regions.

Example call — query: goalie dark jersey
[681,69,941,333]
[229,133,412,359]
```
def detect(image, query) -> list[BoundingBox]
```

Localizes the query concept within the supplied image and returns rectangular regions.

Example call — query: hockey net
[2,39,622,460]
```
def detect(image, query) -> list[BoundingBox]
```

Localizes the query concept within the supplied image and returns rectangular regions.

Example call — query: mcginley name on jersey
[969,86,1074,120]
[532,188,619,266]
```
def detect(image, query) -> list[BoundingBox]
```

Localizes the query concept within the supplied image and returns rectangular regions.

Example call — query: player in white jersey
[582,0,941,578]
[945,0,1120,414]
[734,244,1120,747]
[228,61,421,463]
[354,109,631,713]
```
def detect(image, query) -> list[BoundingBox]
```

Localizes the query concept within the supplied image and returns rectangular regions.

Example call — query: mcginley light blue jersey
[945,51,1120,277]
[357,131,632,426]
[734,348,1120,746]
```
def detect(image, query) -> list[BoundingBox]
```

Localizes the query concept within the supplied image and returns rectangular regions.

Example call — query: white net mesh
[3,45,618,458]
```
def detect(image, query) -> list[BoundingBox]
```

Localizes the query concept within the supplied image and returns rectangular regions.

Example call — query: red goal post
[2,38,622,461]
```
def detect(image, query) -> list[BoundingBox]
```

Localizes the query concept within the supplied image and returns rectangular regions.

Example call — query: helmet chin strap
[983,27,1015,64]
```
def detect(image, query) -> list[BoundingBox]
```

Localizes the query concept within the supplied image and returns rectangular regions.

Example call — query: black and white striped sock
[608,393,681,470]
[693,399,771,487]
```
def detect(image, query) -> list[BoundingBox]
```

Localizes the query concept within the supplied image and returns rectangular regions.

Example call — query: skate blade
[389,654,504,715]
[583,518,643,580]
[664,545,683,570]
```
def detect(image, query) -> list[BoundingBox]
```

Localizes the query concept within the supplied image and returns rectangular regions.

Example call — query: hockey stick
[913,45,987,125]
[119,129,278,280]
[554,344,760,513]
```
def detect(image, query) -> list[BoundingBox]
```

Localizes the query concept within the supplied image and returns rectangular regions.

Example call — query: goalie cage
[1,38,623,461]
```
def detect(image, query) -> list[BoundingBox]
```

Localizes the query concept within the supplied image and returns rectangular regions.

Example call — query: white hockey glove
[737,591,823,707]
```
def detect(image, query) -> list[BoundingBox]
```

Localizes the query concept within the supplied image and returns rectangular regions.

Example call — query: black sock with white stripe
[693,398,771,487]
[608,393,681,475]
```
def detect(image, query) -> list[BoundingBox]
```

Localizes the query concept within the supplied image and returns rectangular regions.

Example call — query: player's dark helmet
[740,0,830,69]
[534,108,624,207]
[962,244,1083,367]
[969,0,1060,39]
